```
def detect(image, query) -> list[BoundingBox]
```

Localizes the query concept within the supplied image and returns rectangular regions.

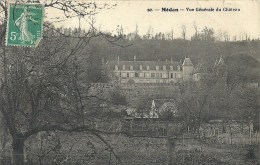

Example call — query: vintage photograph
[0,0,260,164]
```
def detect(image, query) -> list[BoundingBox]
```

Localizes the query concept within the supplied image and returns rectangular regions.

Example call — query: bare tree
[181,25,186,40]
[193,22,198,40]
[0,1,128,165]
[201,27,215,41]
[146,26,153,39]
[216,30,223,41]
[171,27,174,40]
[223,31,230,42]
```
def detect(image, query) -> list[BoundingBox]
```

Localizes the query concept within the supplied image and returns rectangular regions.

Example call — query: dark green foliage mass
[65,27,260,83]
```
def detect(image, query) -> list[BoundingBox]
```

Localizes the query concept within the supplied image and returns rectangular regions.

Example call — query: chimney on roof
[134,55,136,62]
[117,56,120,62]
[171,58,173,63]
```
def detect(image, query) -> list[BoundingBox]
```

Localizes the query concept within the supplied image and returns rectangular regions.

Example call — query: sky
[47,0,260,40]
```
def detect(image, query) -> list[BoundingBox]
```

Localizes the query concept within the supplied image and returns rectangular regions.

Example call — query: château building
[102,56,197,85]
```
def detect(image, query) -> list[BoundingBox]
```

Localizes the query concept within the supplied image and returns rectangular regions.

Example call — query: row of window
[137,79,168,83]
[115,65,181,71]
[116,72,182,78]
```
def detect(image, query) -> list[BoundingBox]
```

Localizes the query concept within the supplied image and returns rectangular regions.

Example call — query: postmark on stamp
[6,3,43,47]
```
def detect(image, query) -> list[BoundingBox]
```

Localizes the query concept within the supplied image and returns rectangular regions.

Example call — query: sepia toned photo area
[0,0,260,164]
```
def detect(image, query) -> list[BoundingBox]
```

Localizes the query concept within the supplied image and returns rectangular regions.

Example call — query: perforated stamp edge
[5,2,44,47]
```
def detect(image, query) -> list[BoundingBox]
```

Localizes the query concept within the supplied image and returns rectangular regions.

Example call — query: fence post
[229,132,233,145]
[256,131,258,144]
[244,136,246,147]
[249,122,253,144]
[217,129,220,142]
[168,138,176,165]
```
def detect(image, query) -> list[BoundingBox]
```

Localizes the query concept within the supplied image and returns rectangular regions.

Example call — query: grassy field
[1,132,259,165]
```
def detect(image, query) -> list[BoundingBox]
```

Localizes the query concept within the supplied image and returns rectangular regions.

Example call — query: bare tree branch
[91,131,126,165]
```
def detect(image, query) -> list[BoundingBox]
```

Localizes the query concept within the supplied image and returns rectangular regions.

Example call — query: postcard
[0,0,259,164]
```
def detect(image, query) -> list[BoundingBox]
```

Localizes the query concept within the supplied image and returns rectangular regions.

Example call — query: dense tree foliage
[0,1,125,165]
[62,27,260,83]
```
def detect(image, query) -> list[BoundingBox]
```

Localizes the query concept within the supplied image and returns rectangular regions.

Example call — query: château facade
[103,56,198,84]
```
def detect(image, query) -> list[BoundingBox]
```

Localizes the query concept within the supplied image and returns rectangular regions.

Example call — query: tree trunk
[12,136,25,165]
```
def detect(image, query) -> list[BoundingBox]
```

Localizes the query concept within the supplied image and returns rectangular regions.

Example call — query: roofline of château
[108,60,181,62]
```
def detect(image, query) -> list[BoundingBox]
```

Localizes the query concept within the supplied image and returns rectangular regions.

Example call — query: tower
[182,57,194,81]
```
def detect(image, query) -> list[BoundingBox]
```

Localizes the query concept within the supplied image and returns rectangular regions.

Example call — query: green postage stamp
[6,3,43,47]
